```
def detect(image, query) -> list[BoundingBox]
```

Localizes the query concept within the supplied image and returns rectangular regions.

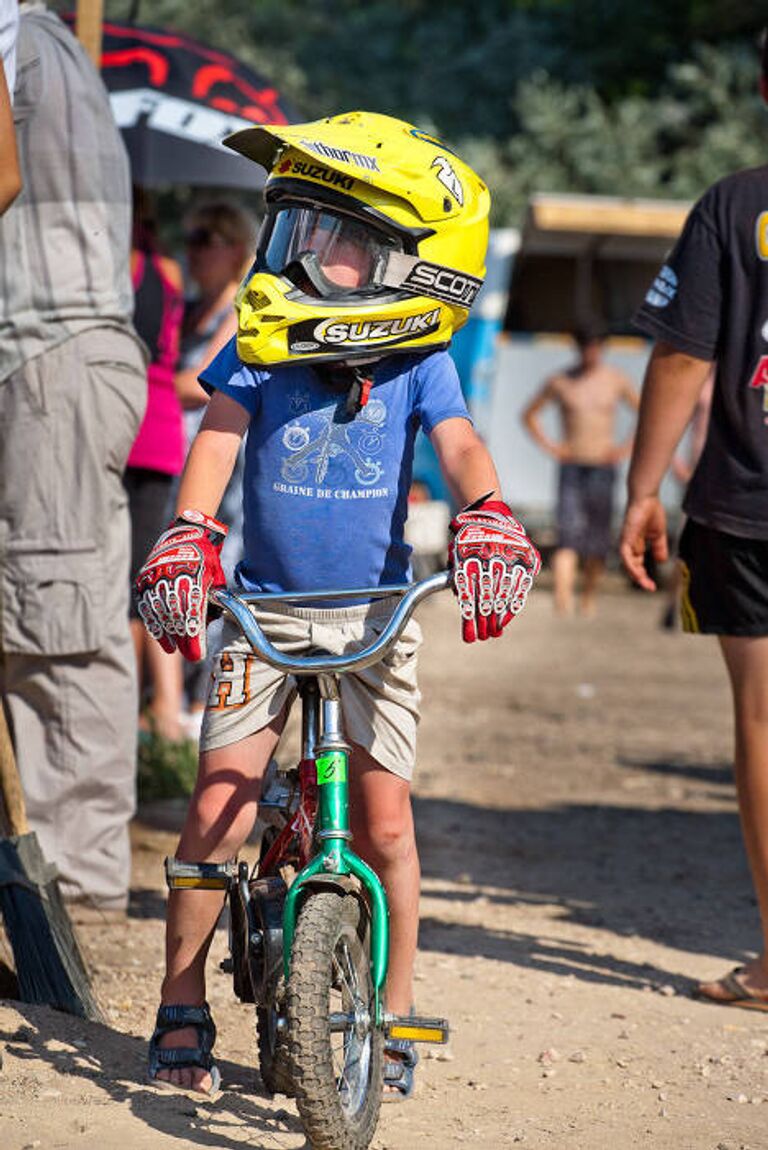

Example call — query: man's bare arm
[0,59,21,214]
[627,344,712,500]
[620,375,641,412]
[619,342,713,590]
[521,381,567,460]
[608,374,641,462]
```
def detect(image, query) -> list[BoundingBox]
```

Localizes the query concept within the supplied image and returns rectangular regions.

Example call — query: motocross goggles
[258,201,407,300]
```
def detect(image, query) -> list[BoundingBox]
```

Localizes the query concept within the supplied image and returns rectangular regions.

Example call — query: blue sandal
[383,1035,419,1102]
[148,1002,221,1097]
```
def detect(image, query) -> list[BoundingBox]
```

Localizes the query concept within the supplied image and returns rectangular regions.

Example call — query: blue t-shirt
[200,340,469,594]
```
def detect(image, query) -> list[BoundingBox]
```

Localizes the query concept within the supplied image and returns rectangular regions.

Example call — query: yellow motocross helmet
[223,110,490,366]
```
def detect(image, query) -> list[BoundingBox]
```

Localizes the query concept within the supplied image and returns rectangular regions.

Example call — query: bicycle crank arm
[384,1014,450,1044]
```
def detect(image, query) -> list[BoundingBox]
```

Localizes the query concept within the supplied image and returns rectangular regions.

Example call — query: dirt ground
[2,574,766,1150]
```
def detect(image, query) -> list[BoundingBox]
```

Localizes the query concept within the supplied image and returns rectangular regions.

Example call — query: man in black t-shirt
[620,33,768,1010]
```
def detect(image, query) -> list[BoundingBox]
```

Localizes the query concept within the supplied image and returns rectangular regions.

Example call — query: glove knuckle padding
[133,511,227,661]
[449,498,539,642]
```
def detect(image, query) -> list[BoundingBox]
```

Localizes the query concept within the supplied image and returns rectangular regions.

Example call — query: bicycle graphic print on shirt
[279,389,388,488]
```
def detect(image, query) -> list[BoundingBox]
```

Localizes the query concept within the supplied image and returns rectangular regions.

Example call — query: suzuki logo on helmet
[289,160,355,190]
[314,309,441,345]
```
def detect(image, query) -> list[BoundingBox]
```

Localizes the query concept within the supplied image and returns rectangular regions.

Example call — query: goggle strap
[376,251,483,308]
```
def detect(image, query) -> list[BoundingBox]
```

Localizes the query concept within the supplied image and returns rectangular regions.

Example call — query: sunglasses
[184,227,233,249]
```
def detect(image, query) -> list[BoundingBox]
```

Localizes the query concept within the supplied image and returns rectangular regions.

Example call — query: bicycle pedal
[164,857,237,890]
[384,1015,450,1044]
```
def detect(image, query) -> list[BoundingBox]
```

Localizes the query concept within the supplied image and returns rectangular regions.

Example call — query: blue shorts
[556,463,616,559]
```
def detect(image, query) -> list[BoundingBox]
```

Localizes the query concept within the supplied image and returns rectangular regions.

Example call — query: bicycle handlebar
[209,570,451,676]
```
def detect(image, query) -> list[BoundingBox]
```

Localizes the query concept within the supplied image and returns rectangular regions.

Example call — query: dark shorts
[124,467,174,619]
[556,463,616,559]
[678,519,768,636]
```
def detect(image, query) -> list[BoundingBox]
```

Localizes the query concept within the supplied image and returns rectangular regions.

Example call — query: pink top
[127,251,185,474]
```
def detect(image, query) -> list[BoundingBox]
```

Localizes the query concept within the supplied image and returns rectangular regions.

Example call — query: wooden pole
[0,703,27,837]
[74,0,104,69]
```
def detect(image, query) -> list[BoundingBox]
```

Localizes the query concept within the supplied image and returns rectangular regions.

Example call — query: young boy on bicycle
[135,112,540,1099]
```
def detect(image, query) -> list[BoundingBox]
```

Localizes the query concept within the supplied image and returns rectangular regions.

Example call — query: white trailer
[474,194,694,545]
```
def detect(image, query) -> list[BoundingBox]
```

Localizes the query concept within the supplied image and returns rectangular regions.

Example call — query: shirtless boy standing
[522,328,639,616]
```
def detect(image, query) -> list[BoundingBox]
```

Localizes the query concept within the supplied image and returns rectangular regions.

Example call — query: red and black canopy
[65,17,300,189]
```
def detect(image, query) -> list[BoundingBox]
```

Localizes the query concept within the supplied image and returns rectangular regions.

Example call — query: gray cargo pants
[0,328,147,910]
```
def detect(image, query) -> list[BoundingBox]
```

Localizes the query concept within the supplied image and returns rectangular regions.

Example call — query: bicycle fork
[282,676,449,1045]
[282,677,389,1020]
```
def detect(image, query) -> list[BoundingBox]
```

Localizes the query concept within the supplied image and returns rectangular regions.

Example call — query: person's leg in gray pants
[0,329,146,910]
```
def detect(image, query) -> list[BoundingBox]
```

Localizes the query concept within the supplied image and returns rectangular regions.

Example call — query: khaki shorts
[200,599,423,781]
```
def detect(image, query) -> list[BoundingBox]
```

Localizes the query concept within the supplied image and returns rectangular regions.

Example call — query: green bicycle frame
[281,690,389,1021]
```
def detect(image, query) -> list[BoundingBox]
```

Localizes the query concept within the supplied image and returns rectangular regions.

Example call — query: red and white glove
[449,494,541,643]
[134,510,228,662]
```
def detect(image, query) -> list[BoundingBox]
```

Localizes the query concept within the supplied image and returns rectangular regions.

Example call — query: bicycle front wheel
[287,890,382,1150]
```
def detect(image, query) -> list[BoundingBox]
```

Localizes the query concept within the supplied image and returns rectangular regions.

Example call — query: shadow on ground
[129,759,748,997]
[618,755,733,789]
[414,758,752,994]
[0,1008,304,1149]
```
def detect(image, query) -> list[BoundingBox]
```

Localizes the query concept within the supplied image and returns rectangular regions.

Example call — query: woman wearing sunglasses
[175,201,257,735]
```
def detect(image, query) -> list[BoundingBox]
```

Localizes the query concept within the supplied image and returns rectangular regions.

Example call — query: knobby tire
[287,891,382,1150]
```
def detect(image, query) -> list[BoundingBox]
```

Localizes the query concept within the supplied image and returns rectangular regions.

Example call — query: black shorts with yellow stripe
[678,519,768,636]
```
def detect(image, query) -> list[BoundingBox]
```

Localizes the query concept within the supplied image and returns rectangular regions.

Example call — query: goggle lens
[261,205,400,291]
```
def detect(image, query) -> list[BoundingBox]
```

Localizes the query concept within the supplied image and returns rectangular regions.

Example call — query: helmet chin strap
[344,366,374,415]
[316,362,375,418]
[293,251,380,417]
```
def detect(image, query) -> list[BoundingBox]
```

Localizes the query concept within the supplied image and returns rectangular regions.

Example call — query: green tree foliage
[659,44,767,196]
[113,0,558,139]
[95,0,767,225]
[536,0,765,97]
[478,43,767,222]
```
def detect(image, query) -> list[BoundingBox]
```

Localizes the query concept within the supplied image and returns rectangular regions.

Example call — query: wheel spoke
[333,940,358,1002]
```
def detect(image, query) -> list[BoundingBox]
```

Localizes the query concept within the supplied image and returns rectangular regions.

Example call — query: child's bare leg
[144,636,185,741]
[348,746,419,1017]
[699,636,768,999]
[552,547,577,616]
[155,716,284,1092]
[131,619,145,697]
[580,555,605,617]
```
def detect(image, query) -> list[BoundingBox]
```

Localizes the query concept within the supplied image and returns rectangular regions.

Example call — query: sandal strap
[383,1046,417,1100]
[155,1002,216,1039]
[720,968,755,1000]
[149,1001,217,1081]
[152,1045,214,1072]
[383,1058,410,1083]
[384,1037,418,1068]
